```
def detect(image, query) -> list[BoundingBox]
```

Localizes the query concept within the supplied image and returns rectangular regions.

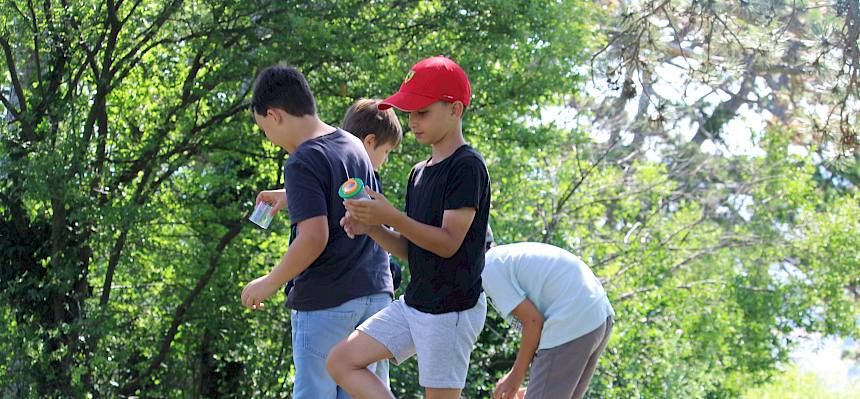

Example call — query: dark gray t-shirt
[404,145,491,314]
[284,129,392,310]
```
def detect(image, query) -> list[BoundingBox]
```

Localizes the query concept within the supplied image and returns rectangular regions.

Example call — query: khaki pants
[525,317,613,399]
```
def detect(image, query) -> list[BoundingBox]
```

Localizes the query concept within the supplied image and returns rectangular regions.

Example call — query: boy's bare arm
[340,213,409,260]
[344,188,476,258]
[387,207,475,259]
[493,299,544,399]
[241,215,327,309]
[269,215,327,284]
[367,225,409,261]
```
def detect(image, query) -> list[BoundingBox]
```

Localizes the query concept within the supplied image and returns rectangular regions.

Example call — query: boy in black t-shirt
[328,56,491,399]
[241,66,398,398]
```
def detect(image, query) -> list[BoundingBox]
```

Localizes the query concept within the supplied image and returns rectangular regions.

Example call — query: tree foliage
[1,0,858,398]
[583,0,859,160]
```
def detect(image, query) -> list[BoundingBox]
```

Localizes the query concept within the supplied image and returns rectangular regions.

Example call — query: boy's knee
[326,342,349,379]
[325,350,340,379]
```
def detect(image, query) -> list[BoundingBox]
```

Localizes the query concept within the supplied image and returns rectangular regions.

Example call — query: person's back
[283,97,405,298]
[483,242,612,349]
[481,242,615,399]
[240,65,393,399]
[283,130,391,309]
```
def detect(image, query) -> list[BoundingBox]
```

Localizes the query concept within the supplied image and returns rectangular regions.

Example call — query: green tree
[743,366,860,399]
[1,0,598,396]
[2,0,859,398]
[582,0,859,159]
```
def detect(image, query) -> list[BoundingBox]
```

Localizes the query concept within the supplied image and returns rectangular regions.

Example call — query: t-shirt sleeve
[443,156,488,210]
[373,171,383,195]
[284,157,328,223]
[481,259,526,319]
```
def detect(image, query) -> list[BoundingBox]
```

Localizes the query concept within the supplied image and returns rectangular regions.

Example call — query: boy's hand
[493,369,525,399]
[256,189,287,217]
[241,274,279,310]
[343,188,400,226]
[340,211,370,238]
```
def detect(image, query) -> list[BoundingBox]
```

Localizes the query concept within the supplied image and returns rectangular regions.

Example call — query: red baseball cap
[379,56,471,112]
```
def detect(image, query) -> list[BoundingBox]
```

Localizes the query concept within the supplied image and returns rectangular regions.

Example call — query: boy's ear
[363,133,377,148]
[267,108,283,124]
[450,101,465,119]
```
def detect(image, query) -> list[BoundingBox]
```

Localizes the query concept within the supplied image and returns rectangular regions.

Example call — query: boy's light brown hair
[342,98,403,148]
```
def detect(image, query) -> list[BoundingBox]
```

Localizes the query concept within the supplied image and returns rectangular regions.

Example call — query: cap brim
[378,90,438,112]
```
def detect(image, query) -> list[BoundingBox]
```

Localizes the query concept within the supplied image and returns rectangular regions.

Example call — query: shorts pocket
[296,309,357,358]
[308,308,356,320]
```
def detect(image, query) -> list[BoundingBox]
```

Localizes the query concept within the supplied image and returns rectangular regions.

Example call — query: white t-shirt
[482,242,615,350]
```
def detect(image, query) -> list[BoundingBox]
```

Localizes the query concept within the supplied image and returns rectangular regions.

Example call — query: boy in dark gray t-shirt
[241,66,399,399]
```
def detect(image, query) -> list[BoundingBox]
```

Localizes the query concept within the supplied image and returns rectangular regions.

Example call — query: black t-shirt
[283,129,392,310]
[404,145,491,314]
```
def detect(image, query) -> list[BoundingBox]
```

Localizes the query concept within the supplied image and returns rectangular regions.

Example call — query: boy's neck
[286,115,335,153]
[428,124,466,165]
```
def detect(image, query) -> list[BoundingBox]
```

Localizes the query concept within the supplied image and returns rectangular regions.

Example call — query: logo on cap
[403,70,415,84]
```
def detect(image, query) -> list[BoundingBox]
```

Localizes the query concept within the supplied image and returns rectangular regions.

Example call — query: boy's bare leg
[425,388,462,399]
[327,331,395,399]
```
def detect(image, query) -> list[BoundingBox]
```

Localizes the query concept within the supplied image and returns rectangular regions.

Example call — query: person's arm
[493,298,545,399]
[241,215,327,309]
[342,217,408,261]
[367,224,409,261]
[386,206,475,258]
[340,212,409,261]
[344,188,475,258]
[267,215,327,284]
[256,188,288,216]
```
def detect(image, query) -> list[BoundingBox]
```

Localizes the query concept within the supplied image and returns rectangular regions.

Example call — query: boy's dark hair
[341,98,403,148]
[251,65,316,117]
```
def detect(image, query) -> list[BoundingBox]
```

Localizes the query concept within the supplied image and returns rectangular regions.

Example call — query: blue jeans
[291,293,392,399]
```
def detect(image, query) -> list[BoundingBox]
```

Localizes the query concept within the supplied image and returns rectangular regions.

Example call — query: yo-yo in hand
[338,177,370,200]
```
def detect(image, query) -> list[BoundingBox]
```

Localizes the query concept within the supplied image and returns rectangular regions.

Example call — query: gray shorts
[357,294,487,389]
[526,317,613,399]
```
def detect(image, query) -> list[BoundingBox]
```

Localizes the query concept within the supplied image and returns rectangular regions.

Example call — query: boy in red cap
[327,56,491,399]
